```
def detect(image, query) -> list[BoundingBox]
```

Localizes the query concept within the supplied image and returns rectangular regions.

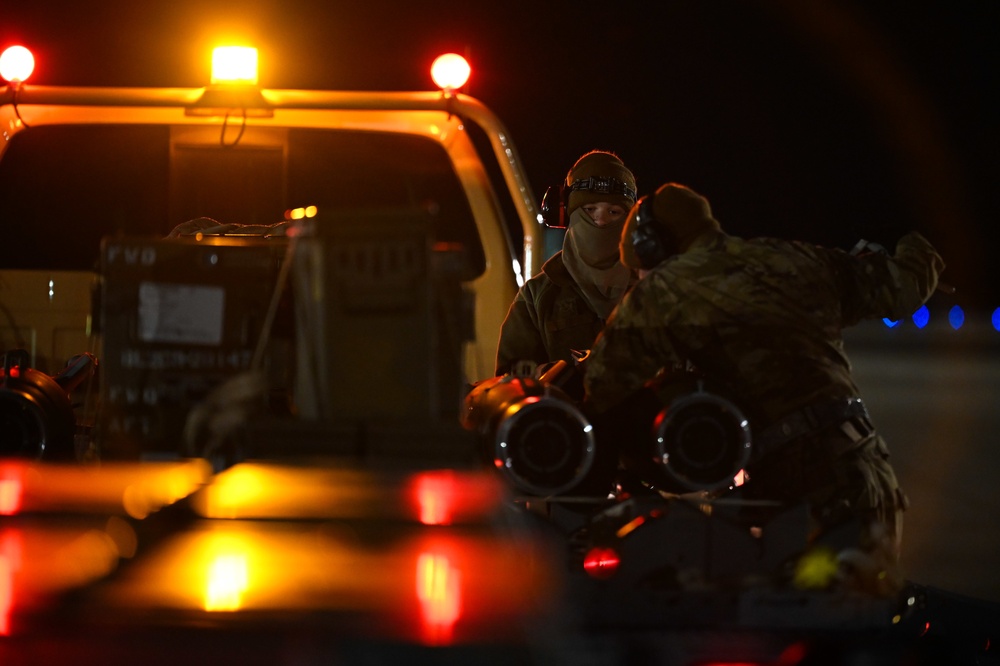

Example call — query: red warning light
[582,546,620,579]
[430,53,470,91]
[0,46,35,84]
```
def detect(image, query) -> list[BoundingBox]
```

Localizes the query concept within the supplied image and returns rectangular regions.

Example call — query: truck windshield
[0,125,485,277]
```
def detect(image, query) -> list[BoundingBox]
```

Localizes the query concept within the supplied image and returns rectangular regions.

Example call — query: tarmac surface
[845,313,1000,604]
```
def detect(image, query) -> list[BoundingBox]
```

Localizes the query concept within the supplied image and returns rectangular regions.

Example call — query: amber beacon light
[187,45,271,118]
[211,46,259,85]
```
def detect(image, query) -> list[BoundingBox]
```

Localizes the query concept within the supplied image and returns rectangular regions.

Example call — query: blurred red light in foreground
[414,472,458,525]
[409,470,505,526]
[582,547,620,579]
[0,531,21,635]
[416,550,461,644]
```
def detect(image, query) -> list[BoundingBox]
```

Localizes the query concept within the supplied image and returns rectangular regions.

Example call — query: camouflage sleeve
[834,231,945,324]
[887,231,946,318]
[583,273,681,414]
[495,286,546,376]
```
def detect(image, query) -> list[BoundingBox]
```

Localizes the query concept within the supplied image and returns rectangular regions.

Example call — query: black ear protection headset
[630,191,677,270]
[539,177,637,229]
[539,184,566,228]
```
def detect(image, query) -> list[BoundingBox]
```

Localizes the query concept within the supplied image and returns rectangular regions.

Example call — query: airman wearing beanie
[620,183,721,271]
[495,150,638,375]
[562,151,637,320]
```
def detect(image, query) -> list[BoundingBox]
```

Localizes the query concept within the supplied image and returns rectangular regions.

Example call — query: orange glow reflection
[0,554,10,636]
[0,522,120,627]
[120,460,213,519]
[1,460,210,516]
[416,550,461,644]
[205,552,249,611]
[197,464,507,524]
[91,521,559,644]
[615,514,647,539]
[733,469,746,487]
[0,531,21,636]
[195,464,384,520]
[199,465,267,519]
[0,473,23,515]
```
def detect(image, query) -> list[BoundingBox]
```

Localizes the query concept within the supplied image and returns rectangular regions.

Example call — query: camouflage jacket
[495,251,610,375]
[584,230,945,424]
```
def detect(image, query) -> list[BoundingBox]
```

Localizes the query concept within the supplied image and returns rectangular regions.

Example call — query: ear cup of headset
[631,194,673,270]
[540,185,568,229]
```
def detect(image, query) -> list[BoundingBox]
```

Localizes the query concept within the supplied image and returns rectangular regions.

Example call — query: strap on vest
[754,397,873,461]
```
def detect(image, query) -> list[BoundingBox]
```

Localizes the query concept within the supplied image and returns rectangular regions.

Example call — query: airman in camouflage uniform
[495,151,637,375]
[584,182,945,575]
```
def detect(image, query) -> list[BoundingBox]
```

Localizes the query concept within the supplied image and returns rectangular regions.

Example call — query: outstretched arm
[837,231,946,325]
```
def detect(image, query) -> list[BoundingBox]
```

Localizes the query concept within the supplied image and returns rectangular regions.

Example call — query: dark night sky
[5,0,998,308]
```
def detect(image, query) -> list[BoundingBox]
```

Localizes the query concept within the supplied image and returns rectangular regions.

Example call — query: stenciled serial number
[118,348,252,370]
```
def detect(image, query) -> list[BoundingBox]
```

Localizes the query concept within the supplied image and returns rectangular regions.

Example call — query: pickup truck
[1,45,544,463]
[0,45,578,664]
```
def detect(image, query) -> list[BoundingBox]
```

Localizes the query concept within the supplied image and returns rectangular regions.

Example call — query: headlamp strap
[568,176,636,201]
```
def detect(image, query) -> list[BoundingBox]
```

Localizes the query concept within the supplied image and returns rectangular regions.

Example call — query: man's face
[580,201,628,228]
